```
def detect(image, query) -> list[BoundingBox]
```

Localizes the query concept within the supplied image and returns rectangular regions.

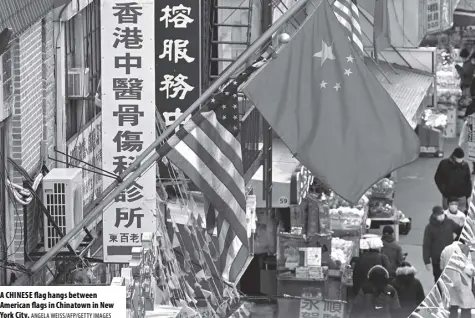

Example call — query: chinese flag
[241,0,419,203]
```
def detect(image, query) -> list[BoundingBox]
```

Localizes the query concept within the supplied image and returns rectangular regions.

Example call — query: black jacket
[351,282,401,318]
[390,266,425,318]
[455,60,475,87]
[381,235,403,274]
[434,157,472,199]
[422,214,459,265]
[352,250,392,294]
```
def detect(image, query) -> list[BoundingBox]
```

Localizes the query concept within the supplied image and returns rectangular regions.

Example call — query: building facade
[0,1,57,285]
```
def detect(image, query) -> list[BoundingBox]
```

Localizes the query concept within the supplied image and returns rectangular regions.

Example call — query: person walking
[423,206,460,284]
[434,147,472,211]
[381,226,403,274]
[351,265,401,318]
[353,237,392,295]
[445,197,467,227]
[390,262,425,318]
[440,228,475,318]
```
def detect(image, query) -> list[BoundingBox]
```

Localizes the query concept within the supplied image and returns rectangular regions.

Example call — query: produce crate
[277,233,332,268]
[417,125,444,157]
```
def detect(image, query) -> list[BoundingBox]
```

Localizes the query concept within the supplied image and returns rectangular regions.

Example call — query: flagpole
[13,0,310,285]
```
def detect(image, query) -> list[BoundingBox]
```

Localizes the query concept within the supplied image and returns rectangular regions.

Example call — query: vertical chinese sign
[155,0,201,181]
[101,0,156,263]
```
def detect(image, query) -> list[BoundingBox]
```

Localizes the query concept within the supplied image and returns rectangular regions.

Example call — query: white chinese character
[159,39,195,63]
[160,5,194,28]
[160,74,194,100]
[163,108,192,132]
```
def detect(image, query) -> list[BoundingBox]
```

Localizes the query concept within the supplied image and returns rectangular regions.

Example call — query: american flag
[159,57,266,283]
[333,0,364,54]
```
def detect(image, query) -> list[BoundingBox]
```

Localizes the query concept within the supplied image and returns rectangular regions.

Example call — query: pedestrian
[455,48,475,96]
[381,226,403,274]
[390,262,425,318]
[445,197,467,227]
[434,147,472,211]
[351,265,401,318]
[423,206,460,284]
[440,227,475,318]
[353,237,393,295]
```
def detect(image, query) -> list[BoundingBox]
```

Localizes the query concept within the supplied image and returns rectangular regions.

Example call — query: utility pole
[12,0,310,285]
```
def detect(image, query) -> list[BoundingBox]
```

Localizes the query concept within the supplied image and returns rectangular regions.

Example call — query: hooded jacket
[390,266,425,318]
[352,250,392,294]
[422,214,459,265]
[381,234,403,273]
[434,157,472,199]
[351,266,400,318]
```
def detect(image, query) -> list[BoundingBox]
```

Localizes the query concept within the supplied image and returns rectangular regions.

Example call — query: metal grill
[45,183,66,249]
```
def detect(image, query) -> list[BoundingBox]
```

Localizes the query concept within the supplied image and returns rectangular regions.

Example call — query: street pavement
[394,138,457,295]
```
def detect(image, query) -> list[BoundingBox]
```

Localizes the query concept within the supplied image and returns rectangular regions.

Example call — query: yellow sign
[299,299,345,318]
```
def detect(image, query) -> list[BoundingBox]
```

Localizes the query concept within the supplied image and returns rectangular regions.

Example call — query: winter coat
[445,209,467,227]
[390,266,425,318]
[434,157,472,199]
[440,242,475,309]
[422,214,459,265]
[352,250,393,294]
[351,282,400,318]
[381,235,403,274]
[455,59,475,87]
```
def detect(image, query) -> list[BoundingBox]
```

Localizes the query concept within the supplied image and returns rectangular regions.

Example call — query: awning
[0,0,56,37]
[365,59,434,129]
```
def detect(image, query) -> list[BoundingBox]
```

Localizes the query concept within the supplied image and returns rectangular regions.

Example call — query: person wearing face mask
[434,147,472,212]
[445,197,467,227]
[423,206,460,284]
[440,227,475,318]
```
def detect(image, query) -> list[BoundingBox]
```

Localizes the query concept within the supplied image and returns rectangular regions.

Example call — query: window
[65,1,102,141]
[2,48,12,102]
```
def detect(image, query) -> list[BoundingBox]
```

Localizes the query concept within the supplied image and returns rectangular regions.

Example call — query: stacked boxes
[444,106,457,138]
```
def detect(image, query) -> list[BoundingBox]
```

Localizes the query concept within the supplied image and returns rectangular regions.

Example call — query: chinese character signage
[67,116,103,208]
[101,0,156,263]
[155,0,201,123]
[155,0,201,181]
[427,0,456,33]
[299,299,344,318]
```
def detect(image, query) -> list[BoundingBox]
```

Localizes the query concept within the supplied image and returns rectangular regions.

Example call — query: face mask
[436,215,445,222]
[449,205,458,212]
[455,158,464,164]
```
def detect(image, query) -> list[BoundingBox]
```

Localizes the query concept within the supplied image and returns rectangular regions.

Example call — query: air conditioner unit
[43,168,84,251]
[67,67,90,98]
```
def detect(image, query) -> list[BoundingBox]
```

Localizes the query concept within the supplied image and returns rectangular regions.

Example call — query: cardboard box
[295,266,309,279]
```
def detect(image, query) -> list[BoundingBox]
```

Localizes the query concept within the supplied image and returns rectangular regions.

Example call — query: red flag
[242,0,419,203]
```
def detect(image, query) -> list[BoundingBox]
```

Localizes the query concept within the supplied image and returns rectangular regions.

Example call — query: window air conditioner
[42,168,84,251]
[67,67,90,98]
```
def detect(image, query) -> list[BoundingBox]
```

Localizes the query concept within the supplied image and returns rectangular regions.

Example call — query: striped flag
[332,0,364,54]
[158,57,266,283]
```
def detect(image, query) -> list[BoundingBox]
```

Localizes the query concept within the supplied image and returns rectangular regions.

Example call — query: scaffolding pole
[12,0,309,286]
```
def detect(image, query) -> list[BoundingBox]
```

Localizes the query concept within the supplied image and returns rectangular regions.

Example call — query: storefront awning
[365,59,434,129]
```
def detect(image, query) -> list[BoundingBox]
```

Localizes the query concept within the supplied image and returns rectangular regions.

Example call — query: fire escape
[208,0,265,183]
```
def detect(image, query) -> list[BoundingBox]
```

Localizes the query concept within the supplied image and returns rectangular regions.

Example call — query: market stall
[436,47,465,137]
[275,192,367,318]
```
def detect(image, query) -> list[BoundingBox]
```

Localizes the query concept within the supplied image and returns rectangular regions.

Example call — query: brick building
[0,1,58,285]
